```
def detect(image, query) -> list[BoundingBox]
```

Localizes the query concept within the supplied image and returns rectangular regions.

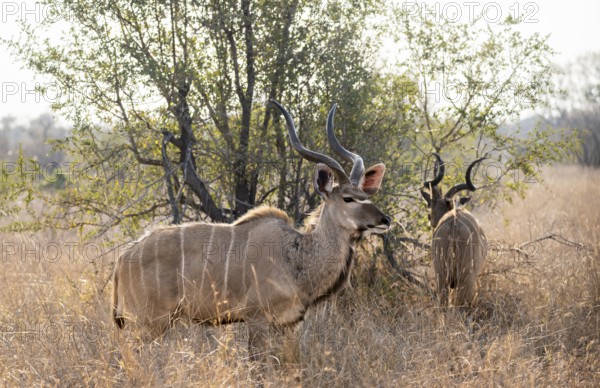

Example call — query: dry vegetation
[0,166,598,386]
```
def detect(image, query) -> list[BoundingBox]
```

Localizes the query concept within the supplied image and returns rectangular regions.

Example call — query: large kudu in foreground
[112,101,391,362]
[420,154,487,307]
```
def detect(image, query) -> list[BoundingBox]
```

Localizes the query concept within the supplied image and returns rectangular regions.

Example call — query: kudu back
[420,154,487,307]
[112,102,390,361]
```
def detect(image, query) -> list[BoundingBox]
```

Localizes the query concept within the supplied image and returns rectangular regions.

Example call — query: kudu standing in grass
[420,153,487,307]
[112,101,391,362]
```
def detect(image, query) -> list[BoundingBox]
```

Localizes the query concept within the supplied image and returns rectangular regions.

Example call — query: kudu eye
[343,197,354,203]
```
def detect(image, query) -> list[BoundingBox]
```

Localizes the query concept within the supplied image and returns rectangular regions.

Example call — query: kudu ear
[420,187,432,207]
[359,163,385,197]
[314,163,334,199]
[458,196,471,206]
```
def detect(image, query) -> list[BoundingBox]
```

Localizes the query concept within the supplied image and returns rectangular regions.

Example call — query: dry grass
[1,166,598,386]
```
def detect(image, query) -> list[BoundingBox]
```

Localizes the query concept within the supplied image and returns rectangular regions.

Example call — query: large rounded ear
[458,196,471,206]
[420,187,432,207]
[314,163,334,199]
[359,163,385,196]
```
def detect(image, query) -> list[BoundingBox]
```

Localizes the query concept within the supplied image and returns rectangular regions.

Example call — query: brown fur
[233,206,292,226]
[300,204,323,233]
[420,155,487,307]
[430,206,487,306]
[112,168,389,363]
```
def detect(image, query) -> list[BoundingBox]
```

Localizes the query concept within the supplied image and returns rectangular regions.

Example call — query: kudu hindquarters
[420,154,487,306]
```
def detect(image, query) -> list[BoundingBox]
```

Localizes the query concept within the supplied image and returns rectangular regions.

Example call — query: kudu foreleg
[247,318,270,363]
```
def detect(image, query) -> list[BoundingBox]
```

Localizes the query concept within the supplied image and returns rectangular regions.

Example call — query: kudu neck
[294,201,355,306]
[309,201,353,249]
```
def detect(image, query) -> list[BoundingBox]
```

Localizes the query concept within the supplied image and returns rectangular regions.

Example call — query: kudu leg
[436,262,450,307]
[142,313,173,342]
[247,318,270,363]
[454,278,476,307]
[451,256,474,307]
[437,281,450,307]
[272,322,302,366]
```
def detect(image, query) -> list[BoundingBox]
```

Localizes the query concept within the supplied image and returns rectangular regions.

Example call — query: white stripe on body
[140,237,146,297]
[179,225,187,301]
[199,226,216,295]
[127,256,136,311]
[222,229,235,300]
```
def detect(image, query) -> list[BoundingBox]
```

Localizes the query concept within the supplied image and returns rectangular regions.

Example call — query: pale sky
[1,0,599,124]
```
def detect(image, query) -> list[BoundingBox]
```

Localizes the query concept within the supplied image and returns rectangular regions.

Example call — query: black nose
[381,216,391,226]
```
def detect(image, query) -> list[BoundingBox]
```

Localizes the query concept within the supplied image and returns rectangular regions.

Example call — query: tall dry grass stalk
[0,166,598,386]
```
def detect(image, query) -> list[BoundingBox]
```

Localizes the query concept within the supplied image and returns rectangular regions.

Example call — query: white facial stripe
[355,199,372,204]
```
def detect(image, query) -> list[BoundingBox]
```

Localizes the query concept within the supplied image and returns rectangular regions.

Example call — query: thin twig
[397,237,431,251]
[519,234,593,251]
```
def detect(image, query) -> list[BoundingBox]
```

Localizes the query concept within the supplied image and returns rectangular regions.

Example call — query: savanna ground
[0,166,598,386]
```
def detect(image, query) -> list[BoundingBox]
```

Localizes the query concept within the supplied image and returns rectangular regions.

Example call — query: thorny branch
[519,234,593,252]
[389,233,594,280]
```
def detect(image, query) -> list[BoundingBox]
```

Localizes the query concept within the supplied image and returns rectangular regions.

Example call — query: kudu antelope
[112,101,391,362]
[420,153,487,307]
